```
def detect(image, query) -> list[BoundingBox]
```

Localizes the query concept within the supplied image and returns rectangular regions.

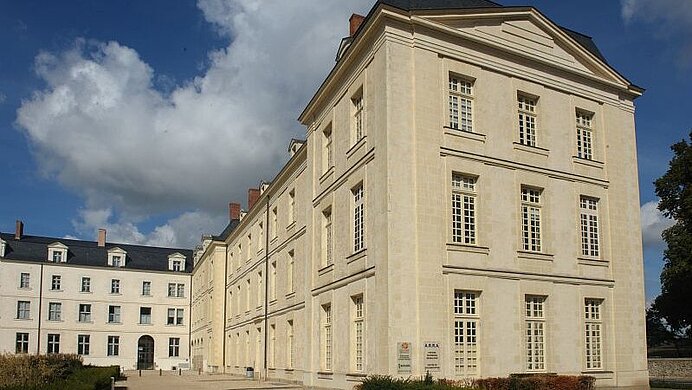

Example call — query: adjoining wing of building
[0,222,193,371]
[190,0,647,389]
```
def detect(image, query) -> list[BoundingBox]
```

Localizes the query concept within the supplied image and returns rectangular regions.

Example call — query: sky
[0,0,690,302]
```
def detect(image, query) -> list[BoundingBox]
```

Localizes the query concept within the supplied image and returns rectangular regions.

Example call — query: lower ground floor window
[47,334,60,354]
[16,333,29,354]
[169,337,180,357]
[108,336,119,356]
[77,334,90,355]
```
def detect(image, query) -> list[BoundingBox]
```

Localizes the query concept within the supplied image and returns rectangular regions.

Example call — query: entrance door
[137,335,154,370]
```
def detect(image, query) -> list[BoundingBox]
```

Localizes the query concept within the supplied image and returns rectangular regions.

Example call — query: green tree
[653,130,692,335]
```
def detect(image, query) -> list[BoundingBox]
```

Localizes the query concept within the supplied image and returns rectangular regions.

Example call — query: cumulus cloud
[640,200,675,250]
[16,0,371,247]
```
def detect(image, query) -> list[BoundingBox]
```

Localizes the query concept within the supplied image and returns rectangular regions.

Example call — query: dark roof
[213,219,241,241]
[0,233,193,273]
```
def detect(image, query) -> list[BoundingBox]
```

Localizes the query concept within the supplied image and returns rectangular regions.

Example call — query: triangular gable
[48,241,68,249]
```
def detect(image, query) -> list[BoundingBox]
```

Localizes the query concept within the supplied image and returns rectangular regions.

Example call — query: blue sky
[0,0,689,302]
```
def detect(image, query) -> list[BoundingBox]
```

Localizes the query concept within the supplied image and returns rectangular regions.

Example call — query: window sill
[444,127,486,143]
[284,368,294,372]
[107,322,122,325]
[318,263,334,276]
[317,371,334,378]
[578,257,609,266]
[78,320,93,324]
[18,287,33,291]
[517,251,554,261]
[80,291,92,294]
[319,166,335,184]
[269,299,277,306]
[47,319,64,323]
[286,221,296,231]
[15,317,33,321]
[285,291,296,299]
[138,323,153,326]
[513,142,550,157]
[50,289,63,292]
[141,294,152,298]
[110,293,122,296]
[346,135,367,159]
[446,243,490,255]
[271,236,278,244]
[347,249,367,264]
[346,373,368,381]
[572,156,604,169]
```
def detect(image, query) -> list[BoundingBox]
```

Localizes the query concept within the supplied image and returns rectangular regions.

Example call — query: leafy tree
[646,307,674,348]
[653,130,692,335]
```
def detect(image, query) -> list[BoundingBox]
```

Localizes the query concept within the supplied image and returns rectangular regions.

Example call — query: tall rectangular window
[139,307,152,324]
[48,302,61,321]
[78,304,91,322]
[112,255,122,267]
[352,295,365,372]
[257,271,263,308]
[142,281,151,296]
[176,309,184,325]
[107,336,119,356]
[246,279,251,311]
[81,277,91,293]
[111,279,120,294]
[580,197,600,257]
[168,283,176,297]
[323,208,333,266]
[270,261,277,300]
[53,251,63,262]
[518,95,538,147]
[521,187,542,252]
[16,333,29,354]
[352,91,364,143]
[77,335,90,355]
[322,304,332,371]
[167,308,176,325]
[20,273,30,288]
[177,283,185,298]
[576,111,594,160]
[289,189,296,224]
[453,291,479,377]
[287,320,294,369]
[269,324,276,368]
[169,337,180,357]
[247,233,253,262]
[47,334,60,354]
[51,275,61,290]
[272,207,278,239]
[287,250,295,293]
[525,296,546,371]
[449,75,473,131]
[108,305,121,323]
[452,174,477,244]
[585,299,603,370]
[17,301,30,319]
[353,184,365,252]
[323,125,333,173]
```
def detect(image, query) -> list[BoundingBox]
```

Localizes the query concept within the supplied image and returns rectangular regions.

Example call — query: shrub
[356,374,594,390]
[0,354,118,390]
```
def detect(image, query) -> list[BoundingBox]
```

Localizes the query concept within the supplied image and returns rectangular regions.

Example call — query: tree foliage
[653,130,692,335]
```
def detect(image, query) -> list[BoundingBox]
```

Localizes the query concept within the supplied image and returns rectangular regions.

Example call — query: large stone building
[0,221,192,371]
[191,0,647,388]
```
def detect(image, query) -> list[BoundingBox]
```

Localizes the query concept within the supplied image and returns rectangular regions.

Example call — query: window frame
[108,305,121,323]
[352,295,365,372]
[448,74,474,132]
[584,299,604,370]
[77,334,90,356]
[47,334,60,354]
[576,110,594,160]
[525,295,547,372]
[453,290,480,377]
[107,335,120,356]
[19,273,30,289]
[352,89,364,144]
[580,196,600,258]
[17,301,30,319]
[78,304,92,323]
[16,332,29,354]
[517,94,538,147]
[451,174,478,245]
[521,187,543,252]
[353,183,365,253]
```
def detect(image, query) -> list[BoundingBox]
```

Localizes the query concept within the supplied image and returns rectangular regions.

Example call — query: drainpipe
[188,273,192,368]
[263,196,270,380]
[221,242,228,372]
[37,263,44,354]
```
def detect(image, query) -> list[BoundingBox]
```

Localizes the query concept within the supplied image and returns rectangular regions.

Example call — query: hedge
[0,354,120,390]
[357,374,595,390]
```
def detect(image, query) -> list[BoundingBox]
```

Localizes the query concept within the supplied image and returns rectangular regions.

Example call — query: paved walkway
[116,370,303,390]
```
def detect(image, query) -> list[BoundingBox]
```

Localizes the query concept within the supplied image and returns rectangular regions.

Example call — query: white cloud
[0,91,6,104]
[640,200,675,250]
[16,0,371,247]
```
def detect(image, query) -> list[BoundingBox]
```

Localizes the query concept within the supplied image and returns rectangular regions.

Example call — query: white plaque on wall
[397,342,412,374]
[424,342,441,372]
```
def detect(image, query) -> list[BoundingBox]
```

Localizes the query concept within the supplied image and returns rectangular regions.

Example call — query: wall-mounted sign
[424,342,440,372]
[397,342,412,374]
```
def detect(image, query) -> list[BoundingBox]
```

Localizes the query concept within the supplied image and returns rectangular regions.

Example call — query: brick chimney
[97,229,106,247]
[350,14,365,37]
[229,202,241,221]
[248,188,260,211]
[15,220,23,240]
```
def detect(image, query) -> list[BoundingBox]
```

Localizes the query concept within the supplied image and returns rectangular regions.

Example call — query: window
[139,307,152,324]
[107,336,119,356]
[323,208,333,266]
[169,337,180,357]
[353,183,365,252]
[270,261,276,301]
[78,304,91,322]
[111,279,120,294]
[246,279,251,311]
[580,197,600,257]
[47,334,60,354]
[171,260,182,271]
[576,111,594,160]
[269,324,276,368]
[112,255,122,267]
[177,283,185,297]
[453,291,479,377]
[51,275,61,290]
[585,299,603,370]
[323,125,333,173]
[167,308,184,325]
[287,250,295,294]
[168,283,176,297]
[142,281,151,296]
[257,271,263,308]
[20,273,30,289]
[272,207,278,239]
[52,251,63,262]
[77,335,90,355]
[17,301,30,319]
[247,234,253,262]
[518,94,538,147]
[287,320,294,369]
[449,75,473,131]
[81,277,91,293]
[108,305,121,323]
[352,295,365,372]
[452,174,477,244]
[322,304,332,371]
[525,296,546,371]
[289,189,296,224]
[521,187,542,252]
[16,333,29,354]
[48,302,62,321]
[352,91,364,142]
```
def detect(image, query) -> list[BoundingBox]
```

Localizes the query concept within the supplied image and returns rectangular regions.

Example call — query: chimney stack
[248,188,260,211]
[97,229,106,247]
[349,14,365,37]
[229,202,241,221]
[15,220,23,240]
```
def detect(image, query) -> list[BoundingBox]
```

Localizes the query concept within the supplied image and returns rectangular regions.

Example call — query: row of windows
[448,74,597,161]
[451,175,601,257]
[16,301,184,325]
[23,274,186,297]
[453,291,603,376]
[320,295,366,372]
[320,88,365,175]
[231,320,294,370]
[16,333,181,357]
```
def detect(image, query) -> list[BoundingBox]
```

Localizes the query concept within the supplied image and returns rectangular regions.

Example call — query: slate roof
[213,219,241,242]
[0,232,193,273]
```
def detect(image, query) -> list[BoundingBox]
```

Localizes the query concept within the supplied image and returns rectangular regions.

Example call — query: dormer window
[107,247,127,268]
[0,238,6,257]
[168,253,186,272]
[47,242,68,263]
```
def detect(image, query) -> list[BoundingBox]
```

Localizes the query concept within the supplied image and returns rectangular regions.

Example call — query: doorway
[137,335,154,370]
